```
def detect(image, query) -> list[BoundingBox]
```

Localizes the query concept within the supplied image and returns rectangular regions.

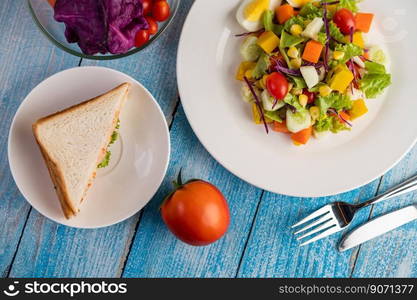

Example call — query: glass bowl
[28,0,180,60]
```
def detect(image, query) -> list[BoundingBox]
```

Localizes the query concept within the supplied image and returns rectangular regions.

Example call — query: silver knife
[338,205,417,252]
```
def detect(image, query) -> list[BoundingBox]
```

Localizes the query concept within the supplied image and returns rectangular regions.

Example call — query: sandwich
[32,83,131,219]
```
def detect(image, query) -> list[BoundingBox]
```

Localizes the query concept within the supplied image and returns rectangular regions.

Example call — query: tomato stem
[173,168,183,189]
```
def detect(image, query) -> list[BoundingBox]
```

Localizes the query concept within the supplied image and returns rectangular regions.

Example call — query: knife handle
[357,174,417,209]
[339,205,417,252]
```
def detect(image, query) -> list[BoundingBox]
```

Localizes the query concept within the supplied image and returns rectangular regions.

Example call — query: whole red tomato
[303,90,316,104]
[135,30,150,47]
[142,0,153,16]
[333,8,356,35]
[145,16,159,35]
[152,1,171,22]
[161,172,230,246]
[266,72,289,100]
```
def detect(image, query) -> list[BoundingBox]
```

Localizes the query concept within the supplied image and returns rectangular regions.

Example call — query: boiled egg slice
[236,0,283,32]
[287,0,314,8]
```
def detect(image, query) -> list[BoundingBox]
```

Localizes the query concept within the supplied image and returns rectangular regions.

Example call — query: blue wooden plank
[9,213,137,278]
[236,181,381,278]
[351,145,417,278]
[0,0,79,277]
[8,0,195,277]
[122,105,263,278]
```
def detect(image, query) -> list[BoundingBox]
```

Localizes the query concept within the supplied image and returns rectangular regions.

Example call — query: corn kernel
[287,46,299,59]
[290,57,302,69]
[290,24,303,36]
[299,94,308,107]
[292,88,303,96]
[309,106,320,120]
[333,51,345,60]
[319,85,332,97]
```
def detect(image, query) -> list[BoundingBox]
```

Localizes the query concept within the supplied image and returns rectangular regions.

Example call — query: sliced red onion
[244,76,269,134]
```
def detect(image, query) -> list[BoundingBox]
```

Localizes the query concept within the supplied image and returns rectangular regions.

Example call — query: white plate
[178,0,417,197]
[8,66,170,228]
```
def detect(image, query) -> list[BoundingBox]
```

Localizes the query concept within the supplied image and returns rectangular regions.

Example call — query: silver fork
[292,174,417,246]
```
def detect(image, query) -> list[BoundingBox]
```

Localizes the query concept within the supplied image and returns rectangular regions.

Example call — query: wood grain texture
[351,146,417,278]
[236,181,382,278]
[0,0,79,277]
[122,106,263,278]
[7,0,195,278]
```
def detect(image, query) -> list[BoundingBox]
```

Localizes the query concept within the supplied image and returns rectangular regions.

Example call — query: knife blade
[338,205,417,252]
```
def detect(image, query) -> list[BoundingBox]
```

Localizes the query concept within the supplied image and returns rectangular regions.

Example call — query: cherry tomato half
[135,30,150,48]
[152,1,171,22]
[266,72,289,100]
[303,90,316,104]
[333,8,356,35]
[145,16,159,35]
[142,0,153,16]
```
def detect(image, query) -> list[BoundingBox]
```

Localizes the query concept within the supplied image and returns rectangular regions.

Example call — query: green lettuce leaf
[360,61,392,98]
[98,151,111,168]
[337,0,359,13]
[329,22,346,43]
[283,93,303,112]
[315,93,353,116]
[280,31,305,48]
[299,2,323,18]
[360,74,391,98]
[283,16,305,32]
[288,76,307,89]
[265,110,283,122]
[314,115,350,133]
[334,43,363,63]
[365,61,387,74]
[262,10,274,32]
[252,53,271,79]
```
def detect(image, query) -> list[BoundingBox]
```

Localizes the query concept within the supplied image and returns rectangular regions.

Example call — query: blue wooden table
[1,0,416,278]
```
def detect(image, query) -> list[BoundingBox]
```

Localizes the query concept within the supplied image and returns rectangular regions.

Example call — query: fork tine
[300,226,341,246]
[294,215,332,235]
[291,205,331,228]
[296,219,335,240]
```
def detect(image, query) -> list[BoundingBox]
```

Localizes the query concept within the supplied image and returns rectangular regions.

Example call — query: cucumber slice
[261,90,286,111]
[240,36,263,62]
[286,109,312,133]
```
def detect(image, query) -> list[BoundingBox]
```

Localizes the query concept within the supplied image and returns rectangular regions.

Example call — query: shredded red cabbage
[244,76,269,134]
[235,29,264,37]
[321,1,340,6]
[322,6,331,72]
[273,58,302,76]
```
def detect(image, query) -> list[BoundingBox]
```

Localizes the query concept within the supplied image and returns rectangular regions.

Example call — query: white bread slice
[33,83,131,219]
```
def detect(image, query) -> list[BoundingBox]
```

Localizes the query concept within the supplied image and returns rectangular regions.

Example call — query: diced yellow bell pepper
[257,31,280,54]
[252,103,272,124]
[329,64,354,93]
[349,99,368,120]
[236,61,256,81]
[345,32,365,48]
[252,103,262,124]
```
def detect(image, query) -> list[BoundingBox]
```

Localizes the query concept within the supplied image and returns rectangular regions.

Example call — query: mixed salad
[49,0,171,55]
[235,0,391,145]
